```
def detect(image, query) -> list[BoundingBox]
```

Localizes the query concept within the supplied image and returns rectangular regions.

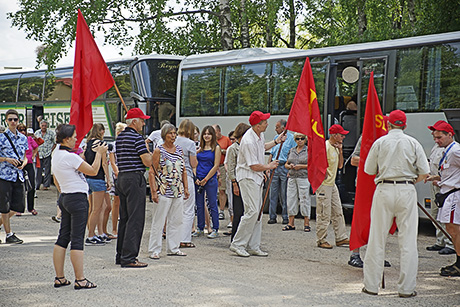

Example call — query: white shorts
[437,191,460,225]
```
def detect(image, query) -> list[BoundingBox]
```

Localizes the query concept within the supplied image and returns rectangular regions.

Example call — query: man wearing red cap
[115,108,152,268]
[363,110,429,297]
[426,120,460,277]
[229,111,285,257]
[316,124,350,249]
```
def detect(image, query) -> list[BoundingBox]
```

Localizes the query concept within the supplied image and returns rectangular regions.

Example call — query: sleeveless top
[157,144,185,198]
[84,139,105,180]
[196,149,217,180]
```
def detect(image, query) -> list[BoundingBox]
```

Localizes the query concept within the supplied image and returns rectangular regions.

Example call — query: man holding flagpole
[362,110,429,298]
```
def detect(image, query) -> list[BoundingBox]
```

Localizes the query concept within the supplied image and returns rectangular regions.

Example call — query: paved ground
[1,186,459,307]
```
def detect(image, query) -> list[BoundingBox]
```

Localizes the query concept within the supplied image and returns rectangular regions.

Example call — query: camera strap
[4,132,22,160]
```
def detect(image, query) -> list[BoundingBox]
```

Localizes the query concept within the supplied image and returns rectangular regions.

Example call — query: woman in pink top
[17,125,39,215]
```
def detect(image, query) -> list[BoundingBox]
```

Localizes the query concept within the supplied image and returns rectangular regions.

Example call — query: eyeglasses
[295,137,306,141]
[7,118,19,122]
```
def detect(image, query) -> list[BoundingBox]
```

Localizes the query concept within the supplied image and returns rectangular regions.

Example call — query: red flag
[70,9,114,147]
[285,58,327,193]
[349,72,391,250]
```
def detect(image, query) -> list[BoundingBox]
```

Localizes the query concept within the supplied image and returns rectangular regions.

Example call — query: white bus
[131,32,460,216]
[0,55,183,137]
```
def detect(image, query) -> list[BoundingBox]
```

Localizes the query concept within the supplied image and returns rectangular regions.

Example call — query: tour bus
[0,55,182,136]
[130,31,460,216]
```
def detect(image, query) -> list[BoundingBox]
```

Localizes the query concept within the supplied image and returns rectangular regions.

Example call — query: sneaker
[267,219,277,224]
[227,222,232,228]
[6,233,23,244]
[191,230,204,237]
[318,241,333,249]
[100,234,111,243]
[348,254,364,268]
[235,248,250,257]
[219,211,225,220]
[85,237,105,246]
[282,219,289,225]
[207,230,218,239]
[51,216,61,223]
[247,249,268,257]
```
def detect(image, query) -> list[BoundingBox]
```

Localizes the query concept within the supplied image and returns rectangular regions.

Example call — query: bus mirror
[130,91,145,102]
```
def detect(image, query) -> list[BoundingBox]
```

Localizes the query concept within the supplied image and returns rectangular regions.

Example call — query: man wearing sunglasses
[0,109,27,244]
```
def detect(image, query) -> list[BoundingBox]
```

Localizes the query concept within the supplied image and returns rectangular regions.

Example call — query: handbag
[435,188,460,208]
[4,133,33,192]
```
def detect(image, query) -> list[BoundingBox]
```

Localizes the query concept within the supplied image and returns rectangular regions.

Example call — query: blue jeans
[269,164,288,220]
[195,177,219,231]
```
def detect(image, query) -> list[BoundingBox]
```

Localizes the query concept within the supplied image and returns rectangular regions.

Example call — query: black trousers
[24,163,35,212]
[36,155,51,189]
[55,193,88,250]
[231,182,244,242]
[116,171,146,265]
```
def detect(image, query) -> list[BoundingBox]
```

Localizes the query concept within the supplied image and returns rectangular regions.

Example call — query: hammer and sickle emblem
[375,114,387,131]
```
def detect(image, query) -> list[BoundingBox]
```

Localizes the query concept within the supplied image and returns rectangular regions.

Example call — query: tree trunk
[357,0,367,36]
[241,0,250,48]
[219,0,233,50]
[288,0,295,48]
[266,0,276,47]
[407,0,416,26]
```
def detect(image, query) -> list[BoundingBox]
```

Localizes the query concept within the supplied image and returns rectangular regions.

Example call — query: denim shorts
[86,178,107,194]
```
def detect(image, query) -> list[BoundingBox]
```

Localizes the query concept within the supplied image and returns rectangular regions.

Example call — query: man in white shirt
[426,120,460,277]
[229,111,285,257]
[363,110,429,298]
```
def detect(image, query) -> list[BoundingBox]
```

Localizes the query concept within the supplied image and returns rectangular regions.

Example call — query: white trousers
[148,195,184,254]
[180,175,196,243]
[231,178,263,251]
[286,177,311,217]
[226,176,233,216]
[363,183,418,295]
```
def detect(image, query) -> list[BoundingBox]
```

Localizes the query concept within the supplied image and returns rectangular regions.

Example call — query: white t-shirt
[236,128,266,185]
[147,130,163,147]
[51,145,88,194]
[174,136,196,178]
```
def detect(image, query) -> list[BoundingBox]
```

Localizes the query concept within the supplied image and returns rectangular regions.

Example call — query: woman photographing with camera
[52,124,107,289]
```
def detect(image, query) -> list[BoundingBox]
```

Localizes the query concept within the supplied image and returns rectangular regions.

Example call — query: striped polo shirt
[115,127,149,173]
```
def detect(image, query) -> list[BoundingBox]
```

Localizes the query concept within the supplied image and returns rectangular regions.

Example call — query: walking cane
[417,201,453,242]
[257,130,287,222]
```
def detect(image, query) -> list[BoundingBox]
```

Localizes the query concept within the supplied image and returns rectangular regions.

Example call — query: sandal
[180,242,196,248]
[107,233,117,239]
[54,277,71,288]
[304,226,311,232]
[30,210,38,215]
[74,278,97,290]
[282,225,295,231]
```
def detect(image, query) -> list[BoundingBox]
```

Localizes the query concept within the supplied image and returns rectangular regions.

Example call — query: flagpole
[113,82,129,113]
[257,130,287,221]
[417,201,453,242]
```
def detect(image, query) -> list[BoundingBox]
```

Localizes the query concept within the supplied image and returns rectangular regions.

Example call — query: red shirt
[217,135,232,165]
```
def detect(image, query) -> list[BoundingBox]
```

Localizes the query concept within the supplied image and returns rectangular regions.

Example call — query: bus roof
[181,31,460,69]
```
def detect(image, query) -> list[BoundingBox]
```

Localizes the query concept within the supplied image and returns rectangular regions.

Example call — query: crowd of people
[0,107,459,297]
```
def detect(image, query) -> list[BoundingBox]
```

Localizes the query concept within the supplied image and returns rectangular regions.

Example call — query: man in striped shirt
[115,108,152,268]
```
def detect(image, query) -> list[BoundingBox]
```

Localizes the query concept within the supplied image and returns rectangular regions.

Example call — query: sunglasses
[7,118,19,122]
[18,129,26,132]
[295,137,306,141]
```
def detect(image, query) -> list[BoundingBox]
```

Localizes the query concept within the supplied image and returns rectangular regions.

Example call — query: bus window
[107,62,131,98]
[180,67,222,117]
[0,74,21,102]
[131,59,179,100]
[394,42,460,112]
[18,71,45,102]
[223,62,270,115]
[271,59,304,115]
[44,69,73,101]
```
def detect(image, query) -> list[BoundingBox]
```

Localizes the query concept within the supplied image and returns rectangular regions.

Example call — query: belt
[379,180,414,185]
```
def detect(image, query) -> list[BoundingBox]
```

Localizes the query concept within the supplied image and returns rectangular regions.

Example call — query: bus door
[327,56,388,206]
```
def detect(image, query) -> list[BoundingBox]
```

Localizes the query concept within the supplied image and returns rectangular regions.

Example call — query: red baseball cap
[125,108,150,120]
[428,120,455,135]
[389,110,406,127]
[249,111,270,126]
[329,124,349,135]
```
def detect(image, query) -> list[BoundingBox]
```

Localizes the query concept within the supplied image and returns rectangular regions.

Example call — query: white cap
[27,128,34,134]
